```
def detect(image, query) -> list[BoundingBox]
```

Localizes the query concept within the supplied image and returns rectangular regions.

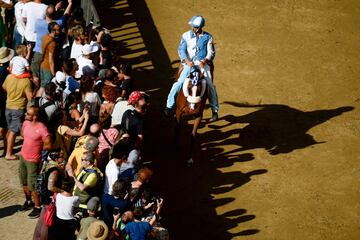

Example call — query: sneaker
[163,107,171,116]
[19,201,34,212]
[210,112,218,121]
[28,207,41,219]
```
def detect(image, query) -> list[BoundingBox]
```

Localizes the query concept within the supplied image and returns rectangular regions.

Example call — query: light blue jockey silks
[166,27,219,113]
[178,30,215,63]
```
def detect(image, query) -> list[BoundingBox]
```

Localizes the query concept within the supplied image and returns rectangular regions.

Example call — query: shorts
[30,52,42,78]
[40,68,53,88]
[19,155,40,191]
[5,108,25,133]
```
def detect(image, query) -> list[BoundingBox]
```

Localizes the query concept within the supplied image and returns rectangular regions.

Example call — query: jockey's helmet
[188,16,205,28]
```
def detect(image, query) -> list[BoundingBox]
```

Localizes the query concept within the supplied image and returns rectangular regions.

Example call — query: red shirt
[21,121,50,163]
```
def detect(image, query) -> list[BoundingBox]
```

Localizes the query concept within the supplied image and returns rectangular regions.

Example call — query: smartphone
[113,207,120,215]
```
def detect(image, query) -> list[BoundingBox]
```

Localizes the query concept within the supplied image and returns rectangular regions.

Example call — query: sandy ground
[1,0,360,239]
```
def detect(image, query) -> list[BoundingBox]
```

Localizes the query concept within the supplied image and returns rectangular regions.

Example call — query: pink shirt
[98,128,119,154]
[21,121,50,163]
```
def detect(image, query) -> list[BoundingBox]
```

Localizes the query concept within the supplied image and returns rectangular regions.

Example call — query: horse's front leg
[187,116,202,167]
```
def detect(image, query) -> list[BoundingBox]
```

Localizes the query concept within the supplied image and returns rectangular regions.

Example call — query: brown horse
[174,66,207,166]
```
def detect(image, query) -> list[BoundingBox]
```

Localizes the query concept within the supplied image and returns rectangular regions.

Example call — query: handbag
[44,193,57,227]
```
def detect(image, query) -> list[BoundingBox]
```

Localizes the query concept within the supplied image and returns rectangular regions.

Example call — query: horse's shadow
[203,102,354,156]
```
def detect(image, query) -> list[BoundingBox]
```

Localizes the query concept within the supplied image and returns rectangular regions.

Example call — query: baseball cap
[87,196,101,212]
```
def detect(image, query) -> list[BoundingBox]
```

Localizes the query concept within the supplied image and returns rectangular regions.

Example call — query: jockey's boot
[210,111,218,121]
[163,107,171,116]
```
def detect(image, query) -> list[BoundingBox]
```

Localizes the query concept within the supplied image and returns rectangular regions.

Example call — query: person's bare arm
[65,111,89,136]
[7,63,13,73]
[43,136,52,150]
[149,198,163,226]
[65,155,75,177]
[25,89,33,101]
[72,109,82,122]
[73,176,89,191]
[20,124,24,137]
[48,51,55,76]
[120,90,126,98]
[63,0,72,16]
[135,134,144,149]
[26,44,32,61]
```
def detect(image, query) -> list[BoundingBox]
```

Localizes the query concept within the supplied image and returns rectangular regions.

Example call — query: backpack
[35,166,59,204]
[34,97,57,126]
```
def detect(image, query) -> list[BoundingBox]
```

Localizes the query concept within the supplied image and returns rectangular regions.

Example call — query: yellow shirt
[73,167,103,209]
[67,146,86,177]
[2,74,31,109]
[54,125,71,159]
[74,135,89,149]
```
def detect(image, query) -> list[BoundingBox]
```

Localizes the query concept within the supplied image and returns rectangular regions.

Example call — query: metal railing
[81,0,101,26]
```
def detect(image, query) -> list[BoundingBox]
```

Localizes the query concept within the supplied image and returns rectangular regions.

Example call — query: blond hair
[69,24,84,39]
[16,45,27,57]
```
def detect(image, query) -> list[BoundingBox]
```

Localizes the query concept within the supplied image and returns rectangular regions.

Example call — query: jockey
[164,16,219,121]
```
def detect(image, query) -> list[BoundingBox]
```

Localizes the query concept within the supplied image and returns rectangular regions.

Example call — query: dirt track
[1,0,360,239]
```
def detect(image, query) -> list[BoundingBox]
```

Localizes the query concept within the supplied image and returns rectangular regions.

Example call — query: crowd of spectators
[0,1,169,239]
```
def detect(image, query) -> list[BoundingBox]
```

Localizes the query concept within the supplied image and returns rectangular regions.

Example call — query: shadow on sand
[94,1,354,239]
[204,102,354,156]
[0,205,20,219]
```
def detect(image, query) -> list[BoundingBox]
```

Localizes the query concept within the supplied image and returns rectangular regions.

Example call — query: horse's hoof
[163,107,171,116]
[187,158,194,167]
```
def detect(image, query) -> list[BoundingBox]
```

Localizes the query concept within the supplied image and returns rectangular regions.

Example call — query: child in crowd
[8,44,31,78]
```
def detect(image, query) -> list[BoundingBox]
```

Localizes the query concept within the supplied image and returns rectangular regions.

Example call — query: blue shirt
[65,76,79,94]
[33,16,66,54]
[178,30,215,62]
[125,221,152,240]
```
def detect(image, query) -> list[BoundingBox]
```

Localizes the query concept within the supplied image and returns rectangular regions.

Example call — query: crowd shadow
[94,0,263,238]
[204,102,354,156]
[0,204,20,218]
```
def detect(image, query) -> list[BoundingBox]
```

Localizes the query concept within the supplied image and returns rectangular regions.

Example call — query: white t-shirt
[10,56,29,76]
[14,2,26,36]
[120,149,140,173]
[104,159,121,195]
[83,92,101,117]
[56,194,80,220]
[70,41,83,59]
[76,56,95,78]
[111,99,135,126]
[22,2,47,42]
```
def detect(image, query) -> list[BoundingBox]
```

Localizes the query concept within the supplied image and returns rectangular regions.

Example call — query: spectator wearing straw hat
[76,196,101,240]
[0,46,14,156]
[87,220,109,240]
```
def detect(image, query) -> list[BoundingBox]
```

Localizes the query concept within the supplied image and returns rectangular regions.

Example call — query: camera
[113,207,120,215]
[150,196,161,205]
